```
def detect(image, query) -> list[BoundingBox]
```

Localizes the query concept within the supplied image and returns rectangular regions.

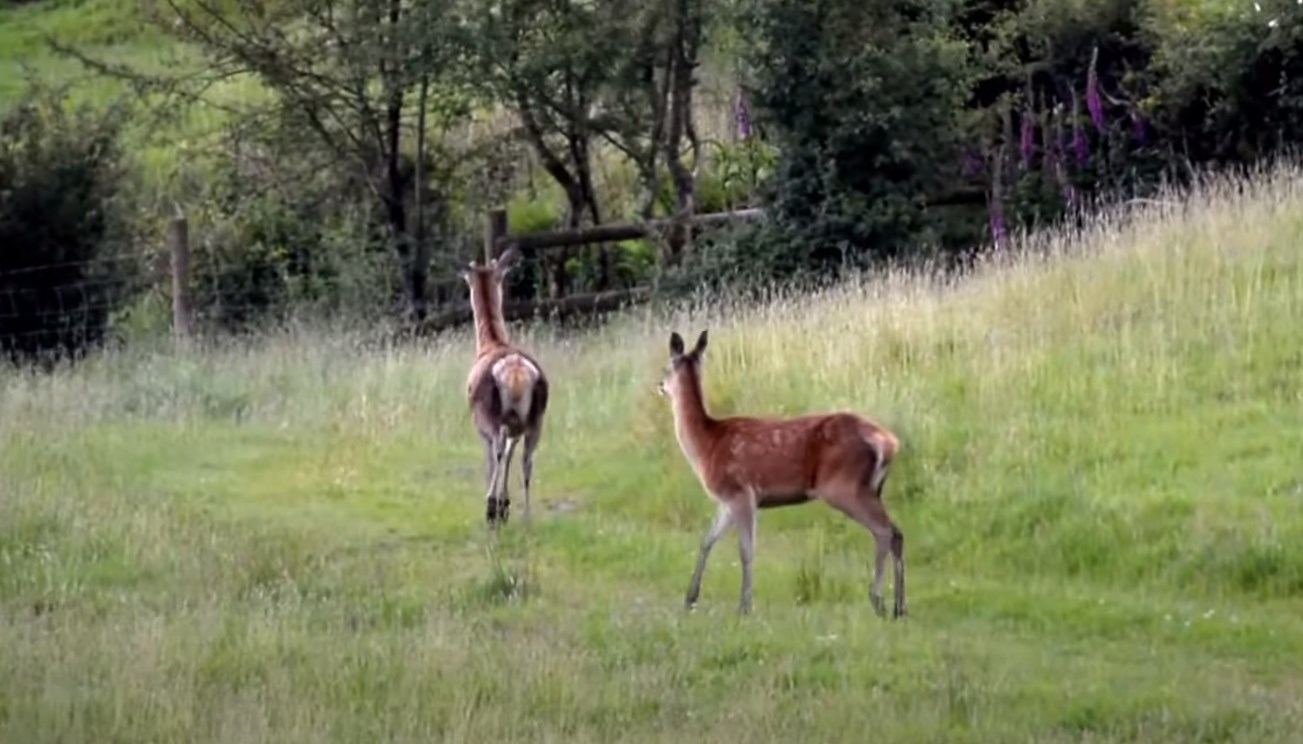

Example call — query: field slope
[2,168,1303,742]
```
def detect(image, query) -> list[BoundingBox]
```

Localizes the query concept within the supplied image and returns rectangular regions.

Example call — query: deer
[460,246,549,528]
[656,329,905,618]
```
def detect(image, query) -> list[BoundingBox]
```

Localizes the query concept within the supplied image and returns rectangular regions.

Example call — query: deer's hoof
[485,497,504,525]
[871,594,887,618]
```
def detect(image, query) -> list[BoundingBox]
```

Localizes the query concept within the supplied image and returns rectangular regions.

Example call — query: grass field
[3,156,1303,741]
[0,0,168,104]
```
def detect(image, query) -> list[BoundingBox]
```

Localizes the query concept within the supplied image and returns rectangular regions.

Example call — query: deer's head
[460,247,522,311]
[460,246,521,288]
[658,329,709,399]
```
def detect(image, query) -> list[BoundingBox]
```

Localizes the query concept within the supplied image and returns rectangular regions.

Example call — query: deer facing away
[657,330,905,617]
[461,247,549,527]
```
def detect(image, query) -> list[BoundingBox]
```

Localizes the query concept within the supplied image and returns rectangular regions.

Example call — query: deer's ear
[693,329,709,356]
[669,331,685,357]
[496,246,521,274]
[458,260,475,284]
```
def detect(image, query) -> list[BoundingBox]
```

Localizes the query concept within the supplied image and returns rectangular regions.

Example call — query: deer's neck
[671,372,718,466]
[469,275,510,356]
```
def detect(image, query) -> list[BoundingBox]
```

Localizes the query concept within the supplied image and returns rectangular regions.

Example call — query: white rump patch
[492,354,539,419]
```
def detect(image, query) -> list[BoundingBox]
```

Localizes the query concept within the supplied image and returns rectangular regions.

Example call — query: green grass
[0,0,170,104]
[3,165,1303,741]
[0,0,269,191]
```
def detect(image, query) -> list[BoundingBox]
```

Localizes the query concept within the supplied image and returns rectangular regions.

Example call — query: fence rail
[3,206,766,345]
[400,205,766,334]
[484,207,767,259]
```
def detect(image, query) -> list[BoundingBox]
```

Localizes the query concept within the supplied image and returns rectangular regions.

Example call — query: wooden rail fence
[167,207,766,338]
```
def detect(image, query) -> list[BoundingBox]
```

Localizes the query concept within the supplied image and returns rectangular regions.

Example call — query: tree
[473,0,717,292]
[739,0,976,275]
[55,0,474,322]
[472,0,628,295]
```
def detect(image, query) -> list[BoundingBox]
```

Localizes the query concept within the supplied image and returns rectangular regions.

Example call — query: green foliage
[0,83,142,362]
[609,238,658,288]
[146,112,414,335]
[9,0,1303,325]
[506,193,563,235]
[1146,0,1303,164]
[738,0,976,279]
[960,0,1303,244]
[710,137,776,208]
[186,166,401,333]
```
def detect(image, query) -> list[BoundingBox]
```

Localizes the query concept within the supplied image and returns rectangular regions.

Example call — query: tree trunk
[565,113,611,291]
[381,0,423,320]
[517,94,582,300]
[661,0,700,267]
[412,71,432,322]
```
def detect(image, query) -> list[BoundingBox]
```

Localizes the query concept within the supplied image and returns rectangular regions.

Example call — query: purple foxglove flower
[734,93,751,140]
[989,193,1007,248]
[1131,110,1147,145]
[1063,183,1079,210]
[1070,94,1089,166]
[1041,138,1055,177]
[1086,48,1105,131]
[1020,111,1035,168]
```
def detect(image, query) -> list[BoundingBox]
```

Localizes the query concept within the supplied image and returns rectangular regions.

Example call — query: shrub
[737,0,976,279]
[0,85,142,363]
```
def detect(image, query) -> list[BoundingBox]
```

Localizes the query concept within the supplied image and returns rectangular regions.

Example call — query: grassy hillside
[2,165,1303,741]
[0,0,165,104]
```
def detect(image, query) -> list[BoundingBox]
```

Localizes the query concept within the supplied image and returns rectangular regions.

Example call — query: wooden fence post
[169,214,193,341]
[485,208,508,263]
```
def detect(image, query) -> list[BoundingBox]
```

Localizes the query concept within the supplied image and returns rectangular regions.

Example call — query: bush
[738,0,976,279]
[958,0,1303,245]
[728,0,1303,279]
[1147,0,1303,165]
[174,130,405,333]
[0,85,142,363]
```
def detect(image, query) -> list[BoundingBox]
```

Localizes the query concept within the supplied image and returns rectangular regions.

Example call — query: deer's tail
[492,353,541,422]
[861,426,899,497]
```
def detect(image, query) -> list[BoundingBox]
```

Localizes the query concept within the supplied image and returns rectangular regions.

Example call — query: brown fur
[461,248,549,527]
[659,330,905,617]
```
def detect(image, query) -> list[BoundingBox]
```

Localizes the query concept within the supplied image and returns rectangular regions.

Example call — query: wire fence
[1,205,765,354]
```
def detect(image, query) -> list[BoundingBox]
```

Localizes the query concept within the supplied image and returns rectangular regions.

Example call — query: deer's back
[695,411,891,503]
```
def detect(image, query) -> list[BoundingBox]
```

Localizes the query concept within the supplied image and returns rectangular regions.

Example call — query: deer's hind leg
[859,493,902,619]
[867,447,905,619]
[485,428,518,527]
[520,423,543,527]
[816,463,902,619]
[480,431,496,492]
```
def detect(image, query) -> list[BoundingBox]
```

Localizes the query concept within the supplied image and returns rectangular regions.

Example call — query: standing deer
[657,330,905,617]
[461,247,549,528]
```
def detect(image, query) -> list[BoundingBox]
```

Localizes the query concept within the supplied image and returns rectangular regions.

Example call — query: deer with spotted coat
[657,330,906,617]
[461,247,549,528]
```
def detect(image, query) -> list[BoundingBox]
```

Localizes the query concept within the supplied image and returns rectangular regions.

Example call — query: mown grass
[3,166,1303,742]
